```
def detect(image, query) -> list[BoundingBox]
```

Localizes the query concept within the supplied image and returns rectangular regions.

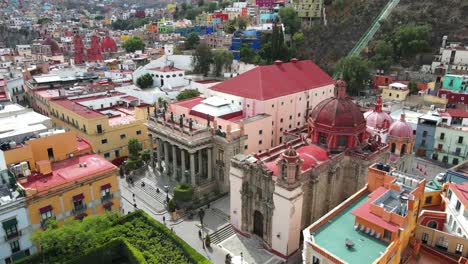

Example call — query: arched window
[401,144,407,155]
[391,143,396,153]
[427,220,438,229]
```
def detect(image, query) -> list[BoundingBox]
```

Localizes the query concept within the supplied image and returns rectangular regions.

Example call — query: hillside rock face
[300,0,388,74]
[0,25,39,48]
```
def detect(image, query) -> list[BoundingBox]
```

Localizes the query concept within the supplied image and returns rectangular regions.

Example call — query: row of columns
[155,138,212,186]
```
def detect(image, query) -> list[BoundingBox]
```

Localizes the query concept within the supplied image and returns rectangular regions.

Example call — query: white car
[436,172,447,182]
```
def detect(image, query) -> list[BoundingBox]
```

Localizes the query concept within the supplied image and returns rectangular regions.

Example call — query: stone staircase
[134,178,169,207]
[210,224,235,245]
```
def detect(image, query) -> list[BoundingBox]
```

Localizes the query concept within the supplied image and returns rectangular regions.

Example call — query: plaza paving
[119,165,289,264]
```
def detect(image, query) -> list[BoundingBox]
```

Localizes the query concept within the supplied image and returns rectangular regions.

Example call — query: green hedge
[173,183,194,203]
[16,211,210,264]
[66,238,145,264]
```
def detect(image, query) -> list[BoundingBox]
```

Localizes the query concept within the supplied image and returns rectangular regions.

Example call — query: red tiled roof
[173,96,205,110]
[53,99,103,119]
[121,95,139,101]
[209,60,334,100]
[352,187,400,232]
[22,154,116,193]
[446,109,468,118]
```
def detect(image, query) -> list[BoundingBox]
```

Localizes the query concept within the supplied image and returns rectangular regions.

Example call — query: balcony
[101,193,114,203]
[72,204,88,215]
[4,230,21,242]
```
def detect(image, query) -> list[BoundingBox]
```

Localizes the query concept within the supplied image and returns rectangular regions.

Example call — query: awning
[100,183,111,190]
[75,213,87,220]
[2,218,18,229]
[73,193,84,202]
[103,201,114,209]
[39,205,53,214]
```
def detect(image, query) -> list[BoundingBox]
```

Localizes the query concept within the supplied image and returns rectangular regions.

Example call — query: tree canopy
[185,32,200,50]
[176,89,201,101]
[111,18,149,30]
[192,43,213,76]
[334,55,371,96]
[278,7,301,35]
[128,138,143,161]
[122,36,145,53]
[136,73,153,88]
[213,49,233,76]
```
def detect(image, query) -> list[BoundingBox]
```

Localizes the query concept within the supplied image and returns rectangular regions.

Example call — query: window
[425,196,432,204]
[120,134,126,139]
[47,148,54,160]
[440,133,445,140]
[259,130,263,135]
[40,209,53,221]
[280,118,283,123]
[422,130,428,137]
[101,139,108,144]
[442,156,448,163]
[453,158,459,165]
[271,104,274,108]
[337,136,347,147]
[421,233,429,244]
[10,240,20,253]
[383,230,391,240]
[259,140,262,145]
[298,113,301,117]
[318,133,327,145]
[438,144,443,151]
[281,102,284,105]
[312,255,320,264]
[421,139,426,146]
[436,236,449,250]
[289,115,292,120]
[104,153,110,158]
[288,125,292,129]
[456,200,461,211]
[279,137,282,144]
[114,150,120,158]
[73,194,85,213]
[455,243,464,255]
[101,184,112,201]
[458,136,464,144]
[297,122,300,126]
[448,189,452,200]
[427,220,438,229]
[97,124,103,134]
[244,145,248,150]
[136,130,142,135]
[2,219,18,239]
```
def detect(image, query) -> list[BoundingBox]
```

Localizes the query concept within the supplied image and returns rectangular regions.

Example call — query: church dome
[364,96,393,130]
[42,37,60,55]
[101,36,117,52]
[388,113,413,139]
[310,81,365,128]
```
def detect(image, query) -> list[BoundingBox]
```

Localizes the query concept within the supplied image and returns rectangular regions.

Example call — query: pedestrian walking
[163,216,166,223]
[171,227,174,232]
[198,230,202,238]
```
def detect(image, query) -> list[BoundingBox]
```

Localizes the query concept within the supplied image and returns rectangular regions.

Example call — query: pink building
[256,0,275,7]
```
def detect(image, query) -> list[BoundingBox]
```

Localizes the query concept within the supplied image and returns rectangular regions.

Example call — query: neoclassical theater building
[229,81,414,258]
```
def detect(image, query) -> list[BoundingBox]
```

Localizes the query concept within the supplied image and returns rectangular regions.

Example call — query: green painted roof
[425,180,442,192]
[313,194,389,264]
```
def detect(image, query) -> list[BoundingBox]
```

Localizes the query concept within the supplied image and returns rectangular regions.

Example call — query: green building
[442,74,468,92]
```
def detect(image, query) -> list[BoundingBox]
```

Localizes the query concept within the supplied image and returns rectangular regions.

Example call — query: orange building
[303,164,426,264]
[2,131,119,230]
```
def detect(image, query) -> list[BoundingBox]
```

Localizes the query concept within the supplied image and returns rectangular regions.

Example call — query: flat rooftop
[313,193,389,264]
[21,153,116,193]
[0,105,51,140]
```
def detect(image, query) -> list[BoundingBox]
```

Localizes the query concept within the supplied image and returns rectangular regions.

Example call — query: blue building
[414,113,441,159]
[446,160,468,183]
[230,30,262,60]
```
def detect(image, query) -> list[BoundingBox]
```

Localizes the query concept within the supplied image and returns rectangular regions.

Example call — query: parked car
[436,172,447,182]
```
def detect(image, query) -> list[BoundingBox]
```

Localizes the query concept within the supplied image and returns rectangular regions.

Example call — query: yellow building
[302,164,426,264]
[382,83,410,101]
[48,92,149,162]
[2,131,120,230]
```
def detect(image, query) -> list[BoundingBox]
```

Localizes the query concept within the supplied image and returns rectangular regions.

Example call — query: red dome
[42,37,60,55]
[310,95,365,128]
[364,96,393,130]
[101,36,117,52]
[388,114,413,139]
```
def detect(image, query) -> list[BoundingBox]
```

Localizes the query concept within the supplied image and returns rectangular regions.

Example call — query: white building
[445,182,468,238]
[0,104,52,147]
[0,177,35,264]
[146,66,188,89]
[16,45,31,57]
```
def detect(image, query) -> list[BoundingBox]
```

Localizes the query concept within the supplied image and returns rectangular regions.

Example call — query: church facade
[229,81,401,257]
